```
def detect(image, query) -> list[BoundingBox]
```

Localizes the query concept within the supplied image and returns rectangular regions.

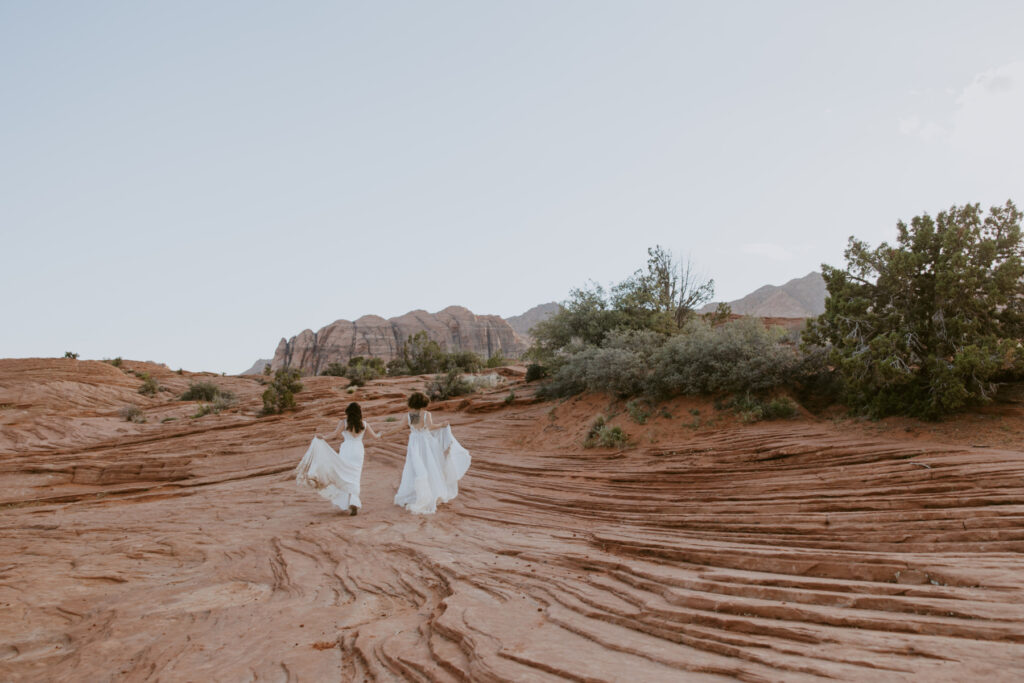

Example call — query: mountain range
[244,273,827,374]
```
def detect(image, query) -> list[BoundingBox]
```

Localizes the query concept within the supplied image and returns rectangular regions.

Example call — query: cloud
[948,61,1024,159]
[900,61,1024,160]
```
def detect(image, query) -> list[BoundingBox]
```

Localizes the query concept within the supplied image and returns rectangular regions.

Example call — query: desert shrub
[529,246,714,363]
[176,368,184,375]
[180,381,234,402]
[262,368,303,415]
[504,390,516,405]
[442,351,483,373]
[540,329,665,398]
[706,302,733,325]
[194,394,237,418]
[321,362,347,377]
[426,370,474,401]
[650,318,801,397]
[137,373,160,397]
[805,201,1024,418]
[728,394,799,423]
[525,363,548,382]
[105,357,123,368]
[64,351,79,359]
[626,399,650,424]
[583,416,628,449]
[119,404,145,423]
[322,356,386,386]
[262,363,272,375]
[485,350,506,369]
[388,332,446,375]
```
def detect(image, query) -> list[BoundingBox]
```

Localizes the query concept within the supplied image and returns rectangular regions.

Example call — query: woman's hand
[315,433,323,440]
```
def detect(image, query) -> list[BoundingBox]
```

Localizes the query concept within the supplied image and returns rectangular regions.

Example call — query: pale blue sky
[3,1,1023,372]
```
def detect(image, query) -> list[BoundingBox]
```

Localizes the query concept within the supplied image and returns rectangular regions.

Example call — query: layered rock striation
[271,306,523,374]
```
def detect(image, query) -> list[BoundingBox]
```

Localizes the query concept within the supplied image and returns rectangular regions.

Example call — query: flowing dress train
[394,413,471,514]
[295,430,364,510]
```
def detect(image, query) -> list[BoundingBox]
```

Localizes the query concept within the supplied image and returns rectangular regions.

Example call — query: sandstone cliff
[271,306,524,375]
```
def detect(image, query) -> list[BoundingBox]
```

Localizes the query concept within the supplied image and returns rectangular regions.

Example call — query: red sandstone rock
[272,306,524,374]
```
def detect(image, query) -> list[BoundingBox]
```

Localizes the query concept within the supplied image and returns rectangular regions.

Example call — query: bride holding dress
[295,402,380,515]
[394,392,471,514]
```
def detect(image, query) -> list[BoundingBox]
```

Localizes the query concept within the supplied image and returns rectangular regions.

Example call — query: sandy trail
[1,358,1023,681]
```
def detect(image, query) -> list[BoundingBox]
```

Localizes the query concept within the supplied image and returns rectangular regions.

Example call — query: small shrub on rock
[262,368,303,415]
[64,351,79,359]
[426,370,474,401]
[119,404,145,423]
[137,373,160,397]
[583,416,628,449]
[180,381,233,402]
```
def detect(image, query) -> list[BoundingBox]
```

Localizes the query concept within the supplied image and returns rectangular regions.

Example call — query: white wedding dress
[394,411,471,514]
[295,429,364,510]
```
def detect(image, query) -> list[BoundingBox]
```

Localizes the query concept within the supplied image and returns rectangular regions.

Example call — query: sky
[2,1,1023,373]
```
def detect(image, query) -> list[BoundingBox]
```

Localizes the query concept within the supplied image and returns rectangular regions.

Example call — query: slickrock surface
[2,358,1024,681]
[272,306,523,375]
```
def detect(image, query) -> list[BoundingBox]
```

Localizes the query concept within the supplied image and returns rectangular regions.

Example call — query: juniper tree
[804,200,1024,418]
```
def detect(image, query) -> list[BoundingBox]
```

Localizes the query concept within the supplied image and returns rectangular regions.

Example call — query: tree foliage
[262,368,304,415]
[804,200,1024,418]
[528,245,714,363]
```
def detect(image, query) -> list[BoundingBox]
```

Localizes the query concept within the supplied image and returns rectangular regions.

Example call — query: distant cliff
[271,306,524,375]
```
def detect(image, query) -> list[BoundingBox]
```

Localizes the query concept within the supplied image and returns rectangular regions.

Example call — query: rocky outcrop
[240,358,272,375]
[702,272,826,318]
[271,306,524,375]
[505,302,560,341]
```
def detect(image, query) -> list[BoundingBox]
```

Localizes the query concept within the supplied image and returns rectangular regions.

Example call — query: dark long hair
[408,392,429,410]
[345,402,364,433]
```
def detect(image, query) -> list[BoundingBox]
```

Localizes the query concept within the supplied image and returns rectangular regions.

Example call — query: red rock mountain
[701,272,826,318]
[271,306,523,375]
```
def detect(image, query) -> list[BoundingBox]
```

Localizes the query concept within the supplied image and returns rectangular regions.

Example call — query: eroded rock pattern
[271,306,524,375]
[2,358,1024,681]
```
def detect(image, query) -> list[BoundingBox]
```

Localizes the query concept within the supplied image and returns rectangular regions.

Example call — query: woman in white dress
[394,392,471,514]
[295,402,380,515]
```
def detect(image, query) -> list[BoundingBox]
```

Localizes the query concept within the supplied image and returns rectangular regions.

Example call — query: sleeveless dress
[295,428,364,510]
[394,411,471,514]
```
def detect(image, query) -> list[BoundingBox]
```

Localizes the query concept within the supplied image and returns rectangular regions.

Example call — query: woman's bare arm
[365,422,382,439]
[317,418,345,440]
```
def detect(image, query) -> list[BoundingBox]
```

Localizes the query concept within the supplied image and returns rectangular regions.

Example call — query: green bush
[539,329,664,399]
[63,351,79,359]
[583,416,628,449]
[137,373,160,397]
[119,404,145,423]
[728,394,799,423]
[650,318,801,397]
[626,399,650,424]
[528,246,714,362]
[444,351,484,373]
[105,357,123,368]
[485,350,506,369]
[180,381,234,402]
[194,394,237,418]
[805,201,1024,418]
[426,370,474,401]
[525,364,548,382]
[262,368,303,415]
[504,390,516,405]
